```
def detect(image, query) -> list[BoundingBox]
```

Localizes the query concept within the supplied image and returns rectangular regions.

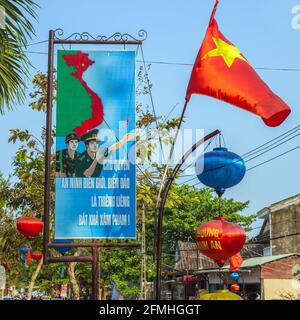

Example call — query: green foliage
[29,71,56,112]
[0,0,38,113]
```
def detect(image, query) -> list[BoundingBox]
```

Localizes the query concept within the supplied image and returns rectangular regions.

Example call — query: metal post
[155,130,221,300]
[43,29,55,265]
[141,202,147,300]
[92,245,99,300]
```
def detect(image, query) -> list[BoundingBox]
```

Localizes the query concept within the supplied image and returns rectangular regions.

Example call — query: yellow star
[202,37,249,68]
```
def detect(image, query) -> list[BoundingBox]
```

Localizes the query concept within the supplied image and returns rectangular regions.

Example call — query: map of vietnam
[62,51,104,137]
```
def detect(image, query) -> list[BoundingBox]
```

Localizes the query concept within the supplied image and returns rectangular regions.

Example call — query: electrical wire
[23,40,49,47]
[242,125,300,158]
[244,134,300,163]
[139,45,166,164]
[23,49,300,72]
[179,126,300,185]
[190,140,300,187]
[184,133,300,186]
[161,246,297,275]
[247,145,300,171]
[249,217,300,232]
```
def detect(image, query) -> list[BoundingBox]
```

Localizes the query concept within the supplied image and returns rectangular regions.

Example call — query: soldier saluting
[56,133,79,177]
[75,129,134,177]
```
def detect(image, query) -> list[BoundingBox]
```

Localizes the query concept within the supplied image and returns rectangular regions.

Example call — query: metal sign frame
[43,29,146,300]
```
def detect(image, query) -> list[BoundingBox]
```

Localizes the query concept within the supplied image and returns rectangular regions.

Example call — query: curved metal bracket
[53,29,147,45]
[155,129,221,300]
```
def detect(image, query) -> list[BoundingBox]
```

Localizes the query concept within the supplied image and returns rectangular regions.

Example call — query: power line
[180,126,300,184]
[23,40,49,47]
[181,138,300,185]
[24,50,300,72]
[162,246,297,275]
[242,125,300,158]
[244,133,300,163]
[250,231,300,243]
[140,45,166,164]
[247,145,300,171]
[250,217,300,232]
[137,60,300,72]
[189,145,300,187]
[162,103,180,124]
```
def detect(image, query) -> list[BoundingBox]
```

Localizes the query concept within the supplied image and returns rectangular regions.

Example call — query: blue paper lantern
[230,272,240,280]
[19,245,32,256]
[20,245,28,255]
[52,239,74,255]
[52,240,74,279]
[196,147,246,192]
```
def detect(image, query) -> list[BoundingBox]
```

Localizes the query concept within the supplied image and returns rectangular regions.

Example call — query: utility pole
[140,202,147,300]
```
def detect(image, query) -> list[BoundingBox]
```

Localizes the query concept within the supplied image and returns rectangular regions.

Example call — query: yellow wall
[262,279,300,300]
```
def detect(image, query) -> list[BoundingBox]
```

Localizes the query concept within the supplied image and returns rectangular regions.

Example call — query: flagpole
[154,1,220,299]
[154,0,220,261]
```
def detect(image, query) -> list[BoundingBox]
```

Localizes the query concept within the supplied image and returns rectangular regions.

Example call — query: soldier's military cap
[65,132,79,143]
[80,129,99,143]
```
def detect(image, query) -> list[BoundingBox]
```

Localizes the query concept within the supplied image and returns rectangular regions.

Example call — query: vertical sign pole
[141,202,146,300]
[92,245,99,300]
[43,29,55,265]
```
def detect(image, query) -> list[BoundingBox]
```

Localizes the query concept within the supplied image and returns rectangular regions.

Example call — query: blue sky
[1,0,300,236]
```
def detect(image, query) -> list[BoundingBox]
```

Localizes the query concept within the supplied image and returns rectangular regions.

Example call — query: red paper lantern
[230,284,240,292]
[195,217,246,266]
[32,251,43,261]
[183,275,194,282]
[16,217,44,239]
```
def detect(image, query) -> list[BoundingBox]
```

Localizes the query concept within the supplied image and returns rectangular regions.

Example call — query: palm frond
[0,0,38,113]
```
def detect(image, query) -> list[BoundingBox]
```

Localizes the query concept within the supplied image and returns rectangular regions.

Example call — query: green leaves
[0,0,38,113]
[29,71,56,112]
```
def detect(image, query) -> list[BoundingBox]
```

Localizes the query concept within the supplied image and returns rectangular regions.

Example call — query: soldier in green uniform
[75,128,134,178]
[56,133,79,177]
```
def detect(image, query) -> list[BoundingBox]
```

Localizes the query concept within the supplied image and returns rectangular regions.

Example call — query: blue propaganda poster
[54,50,136,239]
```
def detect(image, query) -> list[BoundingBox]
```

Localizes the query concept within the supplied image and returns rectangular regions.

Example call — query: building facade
[255,193,300,255]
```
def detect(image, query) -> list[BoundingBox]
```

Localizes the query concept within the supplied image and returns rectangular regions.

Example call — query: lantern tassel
[26,247,31,265]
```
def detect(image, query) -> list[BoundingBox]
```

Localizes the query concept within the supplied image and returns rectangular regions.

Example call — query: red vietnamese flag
[186,0,291,127]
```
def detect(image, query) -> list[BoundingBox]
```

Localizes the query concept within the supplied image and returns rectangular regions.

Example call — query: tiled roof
[239,253,300,268]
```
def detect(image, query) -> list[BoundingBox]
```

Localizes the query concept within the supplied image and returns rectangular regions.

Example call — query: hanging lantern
[230,272,240,281]
[230,284,240,292]
[52,239,74,255]
[20,256,26,264]
[200,289,243,300]
[19,245,32,265]
[196,147,246,193]
[52,239,74,278]
[32,251,43,261]
[20,244,30,256]
[16,217,44,239]
[195,217,246,266]
[183,275,194,282]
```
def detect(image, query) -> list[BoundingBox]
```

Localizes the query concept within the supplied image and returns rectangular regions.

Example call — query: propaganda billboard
[54,50,136,239]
